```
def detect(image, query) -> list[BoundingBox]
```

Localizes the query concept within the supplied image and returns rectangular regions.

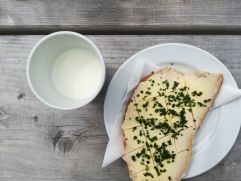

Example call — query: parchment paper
[102,59,241,167]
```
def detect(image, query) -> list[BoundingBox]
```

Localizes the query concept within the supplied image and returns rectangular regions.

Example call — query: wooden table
[0,1,241,180]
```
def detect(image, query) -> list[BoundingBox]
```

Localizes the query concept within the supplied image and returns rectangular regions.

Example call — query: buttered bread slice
[122,67,223,181]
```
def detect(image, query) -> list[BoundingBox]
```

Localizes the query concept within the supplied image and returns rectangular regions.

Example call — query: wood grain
[1,1,241,34]
[0,35,241,181]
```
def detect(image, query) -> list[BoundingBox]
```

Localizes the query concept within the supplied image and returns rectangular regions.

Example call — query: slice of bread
[122,67,223,181]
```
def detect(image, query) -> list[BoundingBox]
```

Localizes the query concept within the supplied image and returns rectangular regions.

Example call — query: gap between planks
[1,25,241,35]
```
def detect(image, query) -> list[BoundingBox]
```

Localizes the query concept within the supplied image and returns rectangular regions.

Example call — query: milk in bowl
[52,48,102,100]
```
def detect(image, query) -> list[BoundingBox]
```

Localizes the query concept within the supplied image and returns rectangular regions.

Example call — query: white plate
[104,43,241,178]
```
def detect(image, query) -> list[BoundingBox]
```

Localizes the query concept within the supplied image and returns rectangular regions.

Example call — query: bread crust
[122,67,223,181]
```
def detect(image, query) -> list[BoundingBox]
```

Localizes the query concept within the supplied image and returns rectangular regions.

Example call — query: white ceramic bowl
[27,31,105,110]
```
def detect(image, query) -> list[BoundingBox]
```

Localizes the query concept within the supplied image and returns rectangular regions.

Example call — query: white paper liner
[102,59,241,167]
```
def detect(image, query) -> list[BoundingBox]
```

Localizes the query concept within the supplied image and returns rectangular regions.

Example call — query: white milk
[52,49,102,100]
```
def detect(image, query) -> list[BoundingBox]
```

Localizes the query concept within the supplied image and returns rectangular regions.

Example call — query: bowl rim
[26,31,106,110]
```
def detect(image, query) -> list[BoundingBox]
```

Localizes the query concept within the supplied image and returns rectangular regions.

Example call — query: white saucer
[104,43,241,178]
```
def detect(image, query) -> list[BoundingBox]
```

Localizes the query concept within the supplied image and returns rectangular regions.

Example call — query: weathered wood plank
[1,1,241,33]
[0,35,241,181]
